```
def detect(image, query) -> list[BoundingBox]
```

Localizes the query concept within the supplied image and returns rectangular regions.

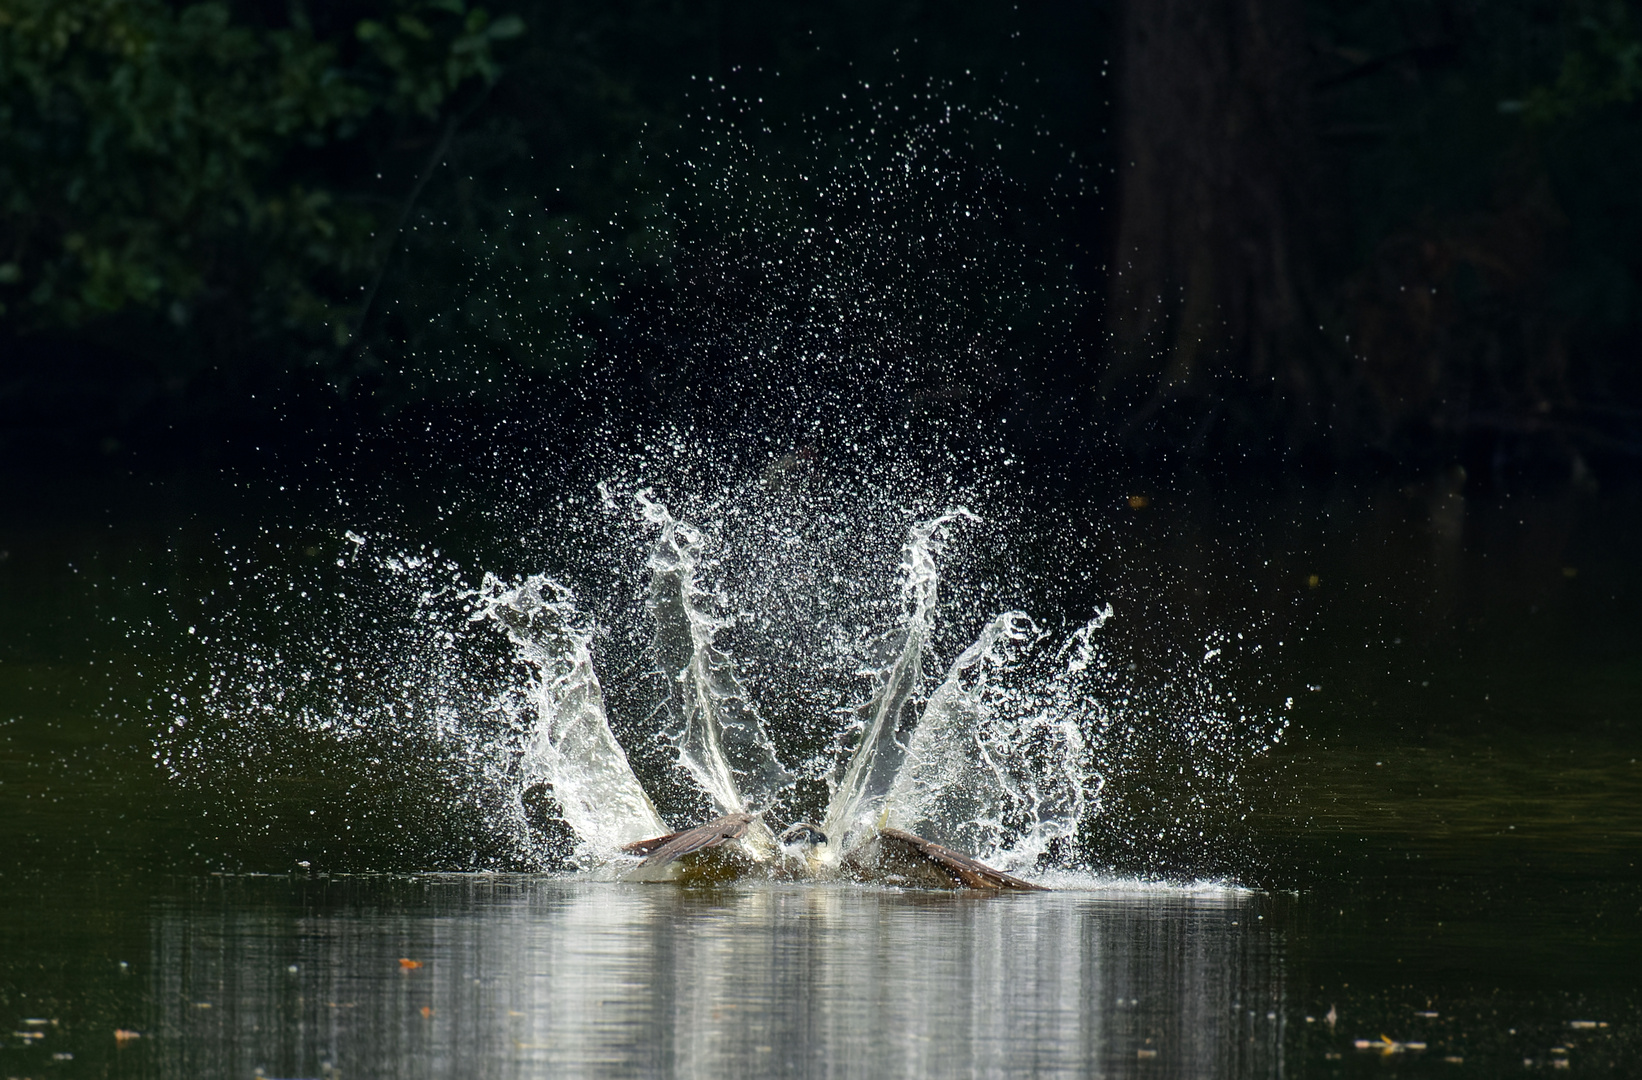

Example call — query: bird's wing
[879,827,1049,891]
[620,831,684,857]
[621,812,753,867]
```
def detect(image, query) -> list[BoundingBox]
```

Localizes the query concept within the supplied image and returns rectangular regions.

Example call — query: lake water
[2,469,1638,1077]
[30,876,1279,1079]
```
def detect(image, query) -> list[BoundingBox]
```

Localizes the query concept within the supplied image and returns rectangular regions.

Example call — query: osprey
[620,813,1046,891]
[494,505,1067,892]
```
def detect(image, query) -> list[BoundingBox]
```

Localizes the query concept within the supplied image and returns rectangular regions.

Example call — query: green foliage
[4,0,1631,464]
[1520,2,1642,122]
[357,1,523,118]
[2,0,1097,425]
[345,0,702,405]
[0,0,520,348]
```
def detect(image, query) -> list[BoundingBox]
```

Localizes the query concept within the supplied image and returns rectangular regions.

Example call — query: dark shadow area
[3,0,1637,488]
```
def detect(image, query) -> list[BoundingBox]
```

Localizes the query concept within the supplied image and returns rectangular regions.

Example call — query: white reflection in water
[150,879,1284,1079]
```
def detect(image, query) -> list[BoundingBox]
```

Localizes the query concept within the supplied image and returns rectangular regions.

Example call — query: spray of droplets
[150,78,1285,880]
[155,476,1288,881]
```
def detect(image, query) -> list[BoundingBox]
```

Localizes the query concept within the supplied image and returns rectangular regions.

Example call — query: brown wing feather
[622,812,753,867]
[879,827,1049,891]
[620,829,690,857]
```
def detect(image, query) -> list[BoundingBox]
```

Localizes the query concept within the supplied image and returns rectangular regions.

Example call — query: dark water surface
[3,875,1282,1078]
[2,471,1639,1077]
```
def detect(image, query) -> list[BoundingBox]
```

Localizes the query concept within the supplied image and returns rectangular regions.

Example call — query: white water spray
[886,611,1089,870]
[474,503,1118,874]
[476,574,665,861]
[639,491,794,819]
[820,509,975,850]
[158,485,1283,880]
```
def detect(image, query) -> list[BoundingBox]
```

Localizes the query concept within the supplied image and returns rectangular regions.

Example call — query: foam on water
[1029,869,1256,899]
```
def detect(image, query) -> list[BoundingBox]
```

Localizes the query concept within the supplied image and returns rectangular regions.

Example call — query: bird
[620,814,1046,891]
[619,812,761,885]
[841,827,1048,891]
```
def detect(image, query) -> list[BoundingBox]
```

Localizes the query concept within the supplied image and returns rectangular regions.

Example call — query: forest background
[2,0,1639,482]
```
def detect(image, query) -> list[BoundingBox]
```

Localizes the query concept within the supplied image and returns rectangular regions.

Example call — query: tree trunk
[1107,0,1318,412]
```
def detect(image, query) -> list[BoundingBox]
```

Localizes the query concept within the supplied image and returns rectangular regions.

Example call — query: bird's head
[778,821,828,853]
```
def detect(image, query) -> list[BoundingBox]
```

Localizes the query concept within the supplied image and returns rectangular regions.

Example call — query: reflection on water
[148,877,1281,1079]
[5,481,1638,1076]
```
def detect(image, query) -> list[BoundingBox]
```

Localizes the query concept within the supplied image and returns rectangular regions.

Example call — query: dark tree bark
[1106,0,1320,420]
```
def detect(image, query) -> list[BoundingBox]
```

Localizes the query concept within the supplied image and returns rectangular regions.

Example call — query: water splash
[475,574,665,862]
[465,502,1135,878]
[821,509,974,849]
[154,483,1286,881]
[886,611,1087,871]
[141,71,1287,879]
[640,491,794,819]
